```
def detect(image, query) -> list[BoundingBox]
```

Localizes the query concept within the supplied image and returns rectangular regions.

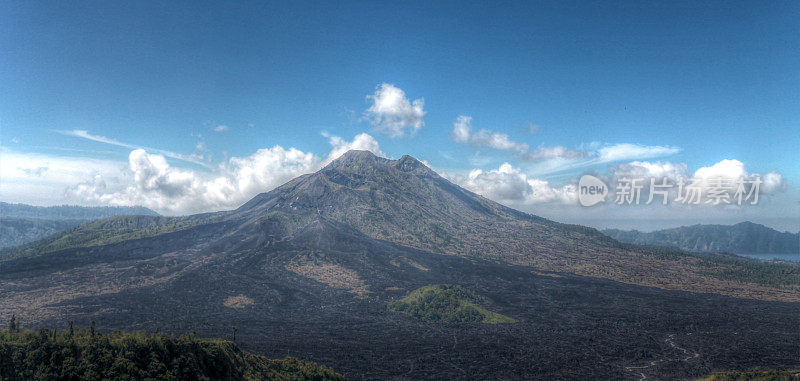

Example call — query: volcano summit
[2,150,799,379]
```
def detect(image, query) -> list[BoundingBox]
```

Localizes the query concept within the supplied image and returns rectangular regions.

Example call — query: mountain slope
[603,222,800,254]
[4,151,798,301]
[217,151,800,301]
[2,150,800,379]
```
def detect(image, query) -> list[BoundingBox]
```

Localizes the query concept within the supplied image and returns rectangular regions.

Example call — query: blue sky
[1,1,798,231]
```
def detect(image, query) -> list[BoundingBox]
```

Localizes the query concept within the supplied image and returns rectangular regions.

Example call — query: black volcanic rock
[603,222,800,254]
[2,150,800,379]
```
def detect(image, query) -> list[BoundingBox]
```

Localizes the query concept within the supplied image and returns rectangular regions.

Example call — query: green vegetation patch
[697,370,800,381]
[388,284,516,324]
[0,323,344,380]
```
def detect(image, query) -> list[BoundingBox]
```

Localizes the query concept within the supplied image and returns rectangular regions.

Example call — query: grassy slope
[388,284,516,324]
[0,325,344,380]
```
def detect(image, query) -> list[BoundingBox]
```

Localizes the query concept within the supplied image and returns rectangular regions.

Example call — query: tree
[8,314,17,333]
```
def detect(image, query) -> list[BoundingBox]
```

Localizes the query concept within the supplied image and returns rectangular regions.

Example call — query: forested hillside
[1,202,157,220]
[0,218,88,248]
[0,320,343,380]
[0,203,159,249]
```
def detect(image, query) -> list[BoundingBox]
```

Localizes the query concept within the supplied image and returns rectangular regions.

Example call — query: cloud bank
[2,133,383,215]
[607,159,785,197]
[457,162,577,205]
[446,156,786,220]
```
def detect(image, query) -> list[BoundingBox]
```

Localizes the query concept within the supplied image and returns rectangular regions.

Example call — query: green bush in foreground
[0,322,344,381]
[388,284,516,324]
[698,371,800,381]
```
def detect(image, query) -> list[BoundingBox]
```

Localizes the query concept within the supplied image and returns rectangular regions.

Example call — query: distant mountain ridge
[603,222,799,254]
[0,202,158,248]
[1,202,157,220]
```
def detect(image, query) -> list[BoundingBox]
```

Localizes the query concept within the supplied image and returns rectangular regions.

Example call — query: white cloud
[692,159,784,194]
[198,145,321,211]
[596,143,681,163]
[596,159,786,207]
[450,117,674,167]
[451,157,794,233]
[214,125,229,132]
[324,132,384,163]
[455,157,785,212]
[0,150,124,206]
[62,133,385,214]
[470,130,528,152]
[611,161,690,181]
[451,115,528,152]
[452,115,472,143]
[526,178,578,204]
[761,172,785,194]
[70,149,210,212]
[364,83,425,137]
[461,163,576,205]
[3,133,385,214]
[693,159,746,179]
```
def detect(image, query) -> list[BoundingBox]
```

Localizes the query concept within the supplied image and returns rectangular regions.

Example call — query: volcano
[2,150,799,379]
